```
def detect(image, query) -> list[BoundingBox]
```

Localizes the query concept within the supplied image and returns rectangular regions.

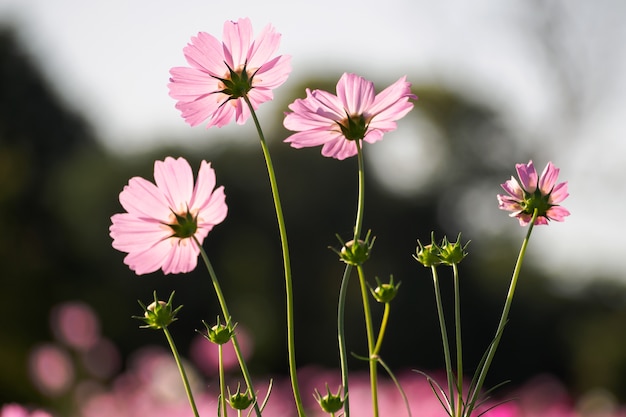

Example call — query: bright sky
[1,0,625,287]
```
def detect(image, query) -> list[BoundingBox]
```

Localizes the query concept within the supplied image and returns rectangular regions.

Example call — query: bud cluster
[414,233,469,267]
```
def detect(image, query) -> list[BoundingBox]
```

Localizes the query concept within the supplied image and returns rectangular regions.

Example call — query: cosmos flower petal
[154,157,194,212]
[500,177,524,200]
[538,161,560,195]
[182,32,226,75]
[546,206,571,222]
[515,161,538,193]
[368,76,416,121]
[118,177,170,220]
[247,23,283,69]
[160,239,201,274]
[549,181,569,204]
[109,213,170,253]
[337,73,376,114]
[223,18,254,68]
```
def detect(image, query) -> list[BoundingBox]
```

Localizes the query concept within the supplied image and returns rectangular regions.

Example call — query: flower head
[110,157,227,275]
[283,72,416,160]
[497,160,570,226]
[168,18,291,128]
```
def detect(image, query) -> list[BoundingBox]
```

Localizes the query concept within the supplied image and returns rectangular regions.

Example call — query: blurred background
[1,0,626,415]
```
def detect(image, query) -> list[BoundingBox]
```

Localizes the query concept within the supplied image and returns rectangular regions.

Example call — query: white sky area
[1,0,625,288]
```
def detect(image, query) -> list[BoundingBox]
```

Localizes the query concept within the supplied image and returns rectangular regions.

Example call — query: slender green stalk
[337,264,352,416]
[194,237,262,417]
[453,263,463,417]
[373,303,391,356]
[218,344,228,417]
[161,326,200,417]
[465,209,538,416]
[242,95,306,417]
[353,140,366,240]
[337,140,366,417]
[431,265,455,416]
[357,264,379,417]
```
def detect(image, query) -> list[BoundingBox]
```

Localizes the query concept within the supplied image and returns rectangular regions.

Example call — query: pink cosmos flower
[168,17,291,128]
[497,160,570,226]
[283,72,416,160]
[110,157,227,275]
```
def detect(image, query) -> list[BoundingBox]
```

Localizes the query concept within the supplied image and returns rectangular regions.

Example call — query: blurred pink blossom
[50,302,100,351]
[109,157,227,275]
[169,17,291,128]
[0,404,52,417]
[28,344,74,396]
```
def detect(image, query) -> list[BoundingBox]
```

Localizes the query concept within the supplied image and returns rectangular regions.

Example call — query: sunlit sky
[1,0,625,287]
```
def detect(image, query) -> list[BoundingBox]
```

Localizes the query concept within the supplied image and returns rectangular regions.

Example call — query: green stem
[242,95,306,417]
[357,264,379,417]
[194,237,262,417]
[162,326,200,417]
[466,209,538,416]
[373,303,391,356]
[431,265,455,416]
[453,263,463,417]
[337,264,352,417]
[219,344,228,417]
[337,140,366,417]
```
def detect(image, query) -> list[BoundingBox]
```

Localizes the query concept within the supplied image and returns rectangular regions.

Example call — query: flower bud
[135,291,182,330]
[333,230,375,266]
[414,233,442,267]
[202,317,235,345]
[438,233,469,266]
[314,384,344,414]
[371,276,401,303]
[227,384,253,410]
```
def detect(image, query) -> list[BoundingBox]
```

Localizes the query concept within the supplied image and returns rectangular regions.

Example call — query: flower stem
[453,263,463,417]
[337,140,366,417]
[242,95,306,417]
[431,265,455,416]
[337,264,352,416]
[219,344,228,417]
[466,209,538,416]
[161,326,200,417]
[194,237,261,417]
[373,303,391,356]
[356,265,379,417]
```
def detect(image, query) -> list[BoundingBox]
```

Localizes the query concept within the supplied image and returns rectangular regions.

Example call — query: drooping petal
[160,239,200,274]
[546,206,571,222]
